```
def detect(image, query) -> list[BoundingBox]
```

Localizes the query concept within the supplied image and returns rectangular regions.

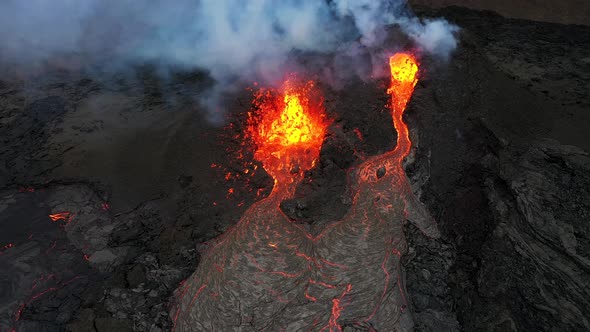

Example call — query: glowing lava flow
[358,52,420,184]
[173,55,439,331]
[49,212,72,222]
[388,52,419,161]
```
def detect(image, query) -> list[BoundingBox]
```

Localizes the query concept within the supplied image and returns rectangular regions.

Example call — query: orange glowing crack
[305,288,318,302]
[247,77,328,191]
[14,275,82,324]
[48,212,73,224]
[172,280,194,331]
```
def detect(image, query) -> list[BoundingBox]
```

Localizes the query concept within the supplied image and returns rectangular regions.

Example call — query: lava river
[172,53,440,331]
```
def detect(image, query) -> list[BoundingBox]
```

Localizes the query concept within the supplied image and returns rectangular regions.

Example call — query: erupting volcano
[3,2,589,330]
[172,53,439,331]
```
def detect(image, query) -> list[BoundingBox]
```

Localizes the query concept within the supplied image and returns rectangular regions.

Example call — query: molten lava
[173,54,439,332]
[388,52,419,161]
[247,78,328,193]
[357,52,420,184]
[48,212,73,224]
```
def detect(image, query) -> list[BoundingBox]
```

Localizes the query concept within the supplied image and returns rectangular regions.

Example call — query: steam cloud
[0,0,458,117]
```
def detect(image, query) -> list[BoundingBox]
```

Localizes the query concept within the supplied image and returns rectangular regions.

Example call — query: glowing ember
[48,212,72,223]
[13,275,82,325]
[247,77,328,192]
[0,243,15,256]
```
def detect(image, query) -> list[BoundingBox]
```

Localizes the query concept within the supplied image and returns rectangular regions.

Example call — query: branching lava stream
[173,54,439,331]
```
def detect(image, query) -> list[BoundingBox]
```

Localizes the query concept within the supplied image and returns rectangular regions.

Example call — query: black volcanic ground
[1,7,589,332]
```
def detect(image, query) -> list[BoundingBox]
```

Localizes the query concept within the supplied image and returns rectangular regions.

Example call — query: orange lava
[323,284,353,332]
[247,77,328,195]
[388,52,419,161]
[48,212,72,223]
[173,54,430,331]
[357,52,419,184]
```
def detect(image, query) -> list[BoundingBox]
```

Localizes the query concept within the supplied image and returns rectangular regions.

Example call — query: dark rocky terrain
[1,6,589,332]
[410,0,590,25]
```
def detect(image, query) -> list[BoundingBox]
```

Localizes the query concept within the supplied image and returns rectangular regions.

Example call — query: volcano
[1,4,590,332]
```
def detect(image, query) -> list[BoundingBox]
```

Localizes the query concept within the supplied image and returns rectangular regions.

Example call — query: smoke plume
[0,0,459,117]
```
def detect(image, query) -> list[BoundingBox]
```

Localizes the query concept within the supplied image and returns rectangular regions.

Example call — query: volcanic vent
[171,53,439,331]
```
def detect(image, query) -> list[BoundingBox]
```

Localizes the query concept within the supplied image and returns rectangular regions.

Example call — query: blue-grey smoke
[0,0,458,117]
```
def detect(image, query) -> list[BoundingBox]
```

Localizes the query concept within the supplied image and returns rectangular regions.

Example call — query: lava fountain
[388,52,419,161]
[173,54,439,331]
[247,78,328,197]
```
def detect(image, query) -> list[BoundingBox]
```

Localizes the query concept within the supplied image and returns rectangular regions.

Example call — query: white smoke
[334,1,459,55]
[0,0,459,116]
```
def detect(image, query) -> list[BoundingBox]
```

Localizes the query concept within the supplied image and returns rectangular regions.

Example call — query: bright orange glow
[247,77,328,193]
[388,52,419,161]
[270,93,315,145]
[48,212,72,223]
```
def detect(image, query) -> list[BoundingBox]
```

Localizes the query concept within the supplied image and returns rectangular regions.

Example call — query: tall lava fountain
[172,53,439,331]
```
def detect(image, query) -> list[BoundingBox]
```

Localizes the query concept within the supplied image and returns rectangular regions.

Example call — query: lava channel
[172,54,439,332]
